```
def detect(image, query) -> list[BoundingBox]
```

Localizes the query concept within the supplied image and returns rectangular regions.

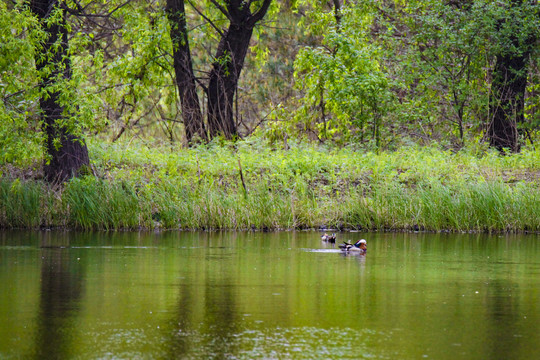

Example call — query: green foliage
[0,3,42,164]
[278,0,540,149]
[93,1,178,140]
[2,0,539,155]
[396,1,489,142]
[0,1,101,165]
[1,0,539,235]
[1,139,538,232]
[376,0,540,148]
[291,3,391,146]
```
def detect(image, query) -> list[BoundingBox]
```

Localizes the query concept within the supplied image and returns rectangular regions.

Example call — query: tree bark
[30,0,89,183]
[207,0,272,139]
[207,25,254,139]
[488,51,529,152]
[487,0,534,153]
[166,0,206,143]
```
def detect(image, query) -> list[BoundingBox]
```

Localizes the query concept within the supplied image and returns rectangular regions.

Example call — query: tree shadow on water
[33,232,84,360]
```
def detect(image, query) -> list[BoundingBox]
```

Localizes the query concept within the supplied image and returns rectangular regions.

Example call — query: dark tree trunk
[166,0,206,143]
[487,0,534,153]
[332,0,342,25]
[488,51,529,152]
[207,25,254,139]
[29,0,89,183]
[206,0,272,139]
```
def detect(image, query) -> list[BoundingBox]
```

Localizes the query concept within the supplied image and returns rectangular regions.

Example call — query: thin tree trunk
[30,0,89,183]
[166,0,206,143]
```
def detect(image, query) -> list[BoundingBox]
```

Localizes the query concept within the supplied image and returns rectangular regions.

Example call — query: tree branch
[250,0,273,26]
[187,0,224,36]
[209,0,231,20]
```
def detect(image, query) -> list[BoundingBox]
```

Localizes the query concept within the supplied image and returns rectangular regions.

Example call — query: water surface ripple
[1,230,539,359]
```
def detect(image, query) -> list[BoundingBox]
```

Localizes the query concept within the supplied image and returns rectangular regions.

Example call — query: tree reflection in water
[34,232,84,359]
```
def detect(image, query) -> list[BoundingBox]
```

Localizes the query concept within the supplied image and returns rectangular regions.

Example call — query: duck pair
[339,239,367,253]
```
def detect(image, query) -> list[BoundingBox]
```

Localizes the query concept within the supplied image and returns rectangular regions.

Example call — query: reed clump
[0,139,538,232]
[0,179,43,228]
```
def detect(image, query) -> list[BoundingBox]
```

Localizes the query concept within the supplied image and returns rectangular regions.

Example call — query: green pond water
[1,230,539,359]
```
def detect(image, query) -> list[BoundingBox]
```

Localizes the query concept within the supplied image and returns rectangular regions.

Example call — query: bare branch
[187,0,225,36]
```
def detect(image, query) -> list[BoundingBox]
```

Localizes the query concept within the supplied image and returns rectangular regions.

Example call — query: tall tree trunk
[487,0,534,153]
[30,0,89,183]
[488,51,529,152]
[206,0,272,139]
[207,25,254,139]
[166,0,206,143]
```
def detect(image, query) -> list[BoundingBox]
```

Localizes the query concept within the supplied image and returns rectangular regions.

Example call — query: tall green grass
[63,177,150,230]
[342,180,540,232]
[0,140,538,232]
[0,179,43,228]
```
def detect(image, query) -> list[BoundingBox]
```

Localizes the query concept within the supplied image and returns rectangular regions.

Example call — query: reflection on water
[0,230,539,359]
[35,232,84,360]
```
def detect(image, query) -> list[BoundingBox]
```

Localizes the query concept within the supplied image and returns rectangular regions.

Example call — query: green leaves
[285,0,540,149]
[0,3,43,165]
[292,3,391,145]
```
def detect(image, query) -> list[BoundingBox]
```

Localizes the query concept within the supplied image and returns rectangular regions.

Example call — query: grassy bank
[1,139,539,232]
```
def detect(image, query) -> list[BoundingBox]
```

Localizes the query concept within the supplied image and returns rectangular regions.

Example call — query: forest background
[0,0,539,232]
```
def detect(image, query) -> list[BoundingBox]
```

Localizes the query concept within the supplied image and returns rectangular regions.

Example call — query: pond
[1,230,539,359]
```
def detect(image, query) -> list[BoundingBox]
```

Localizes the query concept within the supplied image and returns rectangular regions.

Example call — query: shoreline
[1,141,539,233]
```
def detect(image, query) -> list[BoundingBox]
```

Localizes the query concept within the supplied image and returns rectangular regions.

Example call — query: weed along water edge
[1,142,539,233]
[1,230,539,359]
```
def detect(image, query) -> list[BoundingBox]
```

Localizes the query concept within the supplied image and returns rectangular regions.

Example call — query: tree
[206,0,273,139]
[390,0,487,147]
[487,0,538,152]
[29,0,89,183]
[360,0,539,150]
[166,0,206,143]
[166,0,273,142]
[291,1,391,146]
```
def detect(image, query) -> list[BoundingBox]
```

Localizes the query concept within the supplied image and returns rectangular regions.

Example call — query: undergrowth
[0,139,538,232]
